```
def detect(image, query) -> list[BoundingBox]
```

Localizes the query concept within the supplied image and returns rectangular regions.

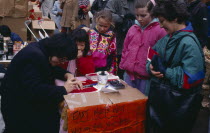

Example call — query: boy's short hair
[0,25,11,37]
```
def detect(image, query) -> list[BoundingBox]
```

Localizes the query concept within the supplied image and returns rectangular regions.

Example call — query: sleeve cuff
[146,61,152,75]
[165,68,172,79]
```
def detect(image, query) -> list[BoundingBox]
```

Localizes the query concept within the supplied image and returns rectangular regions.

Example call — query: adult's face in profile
[49,56,68,66]
[158,16,179,35]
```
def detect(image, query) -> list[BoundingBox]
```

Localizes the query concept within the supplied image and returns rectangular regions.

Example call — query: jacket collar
[134,20,160,31]
[166,22,194,48]
[141,18,159,30]
[94,27,112,37]
[171,22,193,36]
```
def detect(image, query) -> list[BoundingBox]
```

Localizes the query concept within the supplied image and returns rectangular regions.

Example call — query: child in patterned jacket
[83,10,117,74]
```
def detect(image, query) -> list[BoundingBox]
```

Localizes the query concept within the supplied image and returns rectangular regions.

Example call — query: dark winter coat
[105,0,137,55]
[188,0,208,48]
[1,42,68,133]
[90,0,109,15]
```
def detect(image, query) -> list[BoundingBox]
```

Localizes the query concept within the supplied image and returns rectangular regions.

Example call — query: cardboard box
[28,8,42,19]
[14,0,28,18]
[0,0,27,17]
[33,5,40,11]
[33,10,42,19]
[32,20,55,30]
[27,20,55,41]
[28,4,33,12]
[42,16,51,21]
[28,3,42,19]
[64,84,148,133]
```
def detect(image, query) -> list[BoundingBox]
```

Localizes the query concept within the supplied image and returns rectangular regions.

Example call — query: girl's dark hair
[152,0,189,24]
[71,28,90,56]
[40,33,78,60]
[135,0,155,13]
[0,25,11,37]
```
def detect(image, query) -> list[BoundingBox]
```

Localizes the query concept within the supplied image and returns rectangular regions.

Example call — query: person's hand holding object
[64,78,83,93]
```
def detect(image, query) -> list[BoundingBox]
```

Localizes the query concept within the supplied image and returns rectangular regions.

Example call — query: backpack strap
[167,34,198,67]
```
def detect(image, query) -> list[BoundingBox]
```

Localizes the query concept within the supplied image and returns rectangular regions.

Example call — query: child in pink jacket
[120,0,166,95]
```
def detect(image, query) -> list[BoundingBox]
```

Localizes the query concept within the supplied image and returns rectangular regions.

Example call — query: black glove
[151,55,166,75]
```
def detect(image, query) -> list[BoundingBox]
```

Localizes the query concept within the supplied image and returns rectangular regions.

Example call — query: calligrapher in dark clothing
[1,33,81,133]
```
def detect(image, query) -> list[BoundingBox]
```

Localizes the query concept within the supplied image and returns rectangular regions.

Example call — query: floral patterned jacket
[88,28,117,74]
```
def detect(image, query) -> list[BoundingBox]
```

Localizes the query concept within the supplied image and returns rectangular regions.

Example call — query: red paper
[147,47,159,61]
[84,80,97,85]
[70,87,97,93]
[70,80,98,93]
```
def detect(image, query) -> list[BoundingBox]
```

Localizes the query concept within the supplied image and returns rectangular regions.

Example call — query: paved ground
[192,108,209,133]
[192,85,210,133]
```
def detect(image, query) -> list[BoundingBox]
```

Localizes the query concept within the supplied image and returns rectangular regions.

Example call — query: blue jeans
[123,72,148,95]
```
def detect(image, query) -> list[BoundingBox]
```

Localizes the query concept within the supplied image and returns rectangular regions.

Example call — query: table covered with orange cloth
[59,79,148,133]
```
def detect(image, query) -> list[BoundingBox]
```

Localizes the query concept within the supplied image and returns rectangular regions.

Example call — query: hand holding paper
[150,64,164,78]
[151,55,166,75]
[147,47,159,61]
[64,79,83,93]
[147,47,166,77]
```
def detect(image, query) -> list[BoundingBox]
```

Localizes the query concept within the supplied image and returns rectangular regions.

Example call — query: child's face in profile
[135,7,152,27]
[76,41,85,58]
[96,18,111,34]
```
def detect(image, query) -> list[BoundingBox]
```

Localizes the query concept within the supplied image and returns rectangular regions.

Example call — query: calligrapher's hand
[150,64,164,78]
[64,79,83,93]
[64,73,74,80]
